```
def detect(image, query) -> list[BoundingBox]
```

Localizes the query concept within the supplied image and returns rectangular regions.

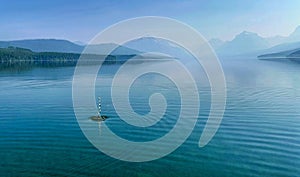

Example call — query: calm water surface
[1,58,300,176]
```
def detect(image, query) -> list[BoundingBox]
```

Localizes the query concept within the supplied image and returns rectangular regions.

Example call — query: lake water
[1,58,300,176]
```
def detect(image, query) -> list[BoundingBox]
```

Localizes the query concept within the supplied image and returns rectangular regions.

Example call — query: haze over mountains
[124,37,193,61]
[215,31,269,55]
[210,25,300,56]
[0,39,83,53]
[1,25,300,59]
[0,39,141,55]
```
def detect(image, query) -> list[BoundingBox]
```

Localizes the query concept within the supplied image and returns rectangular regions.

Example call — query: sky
[1,0,300,43]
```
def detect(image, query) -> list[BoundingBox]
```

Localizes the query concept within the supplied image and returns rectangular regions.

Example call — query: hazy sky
[1,0,300,42]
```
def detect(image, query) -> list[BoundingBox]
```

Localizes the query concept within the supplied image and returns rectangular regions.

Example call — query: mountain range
[0,38,189,61]
[0,39,141,55]
[123,37,193,61]
[0,39,83,53]
[2,25,300,59]
[210,25,300,56]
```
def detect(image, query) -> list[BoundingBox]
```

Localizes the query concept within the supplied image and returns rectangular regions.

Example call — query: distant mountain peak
[284,25,300,43]
[236,31,260,39]
[294,25,300,31]
[216,31,269,56]
[124,37,192,60]
[290,25,300,37]
[240,31,256,35]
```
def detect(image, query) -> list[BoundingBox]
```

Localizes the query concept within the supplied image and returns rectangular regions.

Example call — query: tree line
[0,46,134,70]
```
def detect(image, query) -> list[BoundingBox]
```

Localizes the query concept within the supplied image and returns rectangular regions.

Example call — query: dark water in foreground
[1,58,300,176]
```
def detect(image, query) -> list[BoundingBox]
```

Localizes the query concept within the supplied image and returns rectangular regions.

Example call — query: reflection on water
[1,58,300,176]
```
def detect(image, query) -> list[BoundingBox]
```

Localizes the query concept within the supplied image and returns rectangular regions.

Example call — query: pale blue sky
[1,0,300,42]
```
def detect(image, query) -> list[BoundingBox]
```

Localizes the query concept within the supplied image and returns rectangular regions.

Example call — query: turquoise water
[1,58,300,176]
